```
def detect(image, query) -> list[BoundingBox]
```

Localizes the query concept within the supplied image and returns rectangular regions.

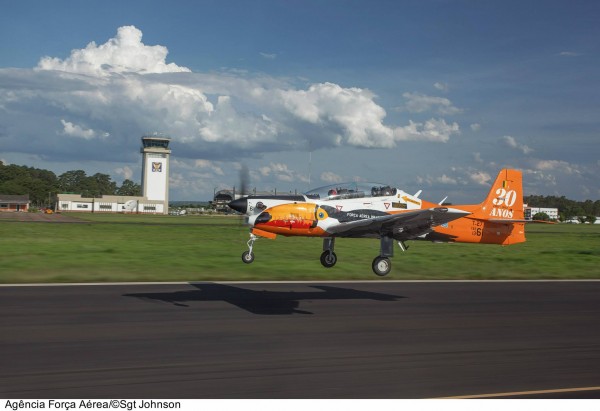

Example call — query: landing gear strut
[242,233,257,264]
[320,237,337,268]
[371,236,394,276]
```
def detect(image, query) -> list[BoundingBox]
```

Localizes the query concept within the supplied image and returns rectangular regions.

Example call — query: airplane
[229,168,527,276]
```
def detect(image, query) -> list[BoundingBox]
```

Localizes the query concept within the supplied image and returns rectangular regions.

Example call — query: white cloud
[401,92,463,115]
[534,159,578,175]
[60,119,99,140]
[260,52,277,60]
[195,159,224,176]
[115,166,133,180]
[320,171,343,183]
[470,123,481,132]
[433,82,449,92]
[394,118,460,143]
[0,25,468,170]
[258,162,308,183]
[278,82,395,148]
[502,135,533,154]
[469,171,491,185]
[37,26,190,76]
[558,51,581,57]
[437,174,458,185]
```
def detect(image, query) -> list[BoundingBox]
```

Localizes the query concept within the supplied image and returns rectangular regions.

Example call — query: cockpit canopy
[304,182,397,201]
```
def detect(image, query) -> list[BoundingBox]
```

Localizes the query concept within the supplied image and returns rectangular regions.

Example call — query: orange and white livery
[229,169,527,276]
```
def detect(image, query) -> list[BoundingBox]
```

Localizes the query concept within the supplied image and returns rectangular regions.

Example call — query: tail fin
[475,169,524,221]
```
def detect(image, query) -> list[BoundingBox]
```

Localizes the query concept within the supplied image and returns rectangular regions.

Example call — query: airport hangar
[57,135,171,215]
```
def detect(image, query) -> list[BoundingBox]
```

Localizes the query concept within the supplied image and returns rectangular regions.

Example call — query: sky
[0,0,598,202]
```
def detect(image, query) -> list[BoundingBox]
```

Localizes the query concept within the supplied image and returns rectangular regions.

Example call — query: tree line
[0,162,141,206]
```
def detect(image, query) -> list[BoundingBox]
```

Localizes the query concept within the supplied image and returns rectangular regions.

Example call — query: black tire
[242,251,255,264]
[320,251,337,268]
[372,256,391,276]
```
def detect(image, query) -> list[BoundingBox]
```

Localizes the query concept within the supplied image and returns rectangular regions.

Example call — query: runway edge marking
[437,386,600,399]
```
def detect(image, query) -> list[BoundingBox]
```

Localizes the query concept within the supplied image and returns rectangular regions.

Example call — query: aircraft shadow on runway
[123,283,405,315]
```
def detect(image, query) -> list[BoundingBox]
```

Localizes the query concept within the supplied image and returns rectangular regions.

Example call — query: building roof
[0,194,30,203]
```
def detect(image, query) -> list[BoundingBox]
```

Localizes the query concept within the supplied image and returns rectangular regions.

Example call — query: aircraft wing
[326,207,470,239]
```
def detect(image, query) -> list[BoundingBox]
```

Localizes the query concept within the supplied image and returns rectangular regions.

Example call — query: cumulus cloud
[0,25,464,167]
[416,173,459,186]
[400,92,463,115]
[37,26,190,76]
[258,162,308,183]
[469,171,491,185]
[60,119,100,140]
[278,82,395,148]
[502,135,533,154]
[534,159,578,175]
[394,118,460,143]
[195,159,224,176]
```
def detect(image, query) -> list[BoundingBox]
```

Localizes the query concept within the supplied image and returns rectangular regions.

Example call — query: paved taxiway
[1,281,600,398]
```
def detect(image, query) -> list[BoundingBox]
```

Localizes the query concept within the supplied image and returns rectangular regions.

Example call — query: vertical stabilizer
[475,169,524,221]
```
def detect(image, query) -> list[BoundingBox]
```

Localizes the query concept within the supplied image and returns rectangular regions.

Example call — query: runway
[1,281,600,398]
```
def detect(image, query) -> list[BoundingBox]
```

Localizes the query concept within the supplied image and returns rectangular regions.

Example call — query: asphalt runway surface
[1,281,600,398]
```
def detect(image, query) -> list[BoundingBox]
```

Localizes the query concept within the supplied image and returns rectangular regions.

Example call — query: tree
[57,170,117,197]
[58,170,87,193]
[532,212,550,221]
[116,179,142,196]
[0,163,57,205]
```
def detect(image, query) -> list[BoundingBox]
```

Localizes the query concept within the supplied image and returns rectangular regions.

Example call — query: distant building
[0,194,30,212]
[57,135,171,214]
[213,190,236,212]
[56,194,166,214]
[524,205,559,221]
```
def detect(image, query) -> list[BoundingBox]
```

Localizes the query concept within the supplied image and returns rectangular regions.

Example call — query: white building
[57,135,172,214]
[524,205,559,221]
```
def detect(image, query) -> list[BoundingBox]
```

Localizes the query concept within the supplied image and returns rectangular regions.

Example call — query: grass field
[1,213,599,283]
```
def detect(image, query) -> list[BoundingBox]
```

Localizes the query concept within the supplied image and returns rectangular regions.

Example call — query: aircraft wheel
[242,251,255,264]
[372,256,391,276]
[320,251,337,268]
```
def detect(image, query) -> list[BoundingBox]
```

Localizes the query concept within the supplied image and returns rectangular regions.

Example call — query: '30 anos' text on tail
[430,169,526,245]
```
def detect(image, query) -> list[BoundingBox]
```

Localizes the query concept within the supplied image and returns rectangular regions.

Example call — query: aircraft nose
[228,197,248,213]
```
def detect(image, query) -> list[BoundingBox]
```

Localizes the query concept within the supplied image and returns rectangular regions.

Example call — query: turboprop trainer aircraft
[229,169,527,276]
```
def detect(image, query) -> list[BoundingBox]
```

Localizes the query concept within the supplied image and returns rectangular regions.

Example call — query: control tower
[141,135,171,214]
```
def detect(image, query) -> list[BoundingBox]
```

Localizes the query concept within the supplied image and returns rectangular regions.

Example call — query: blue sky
[1,0,598,201]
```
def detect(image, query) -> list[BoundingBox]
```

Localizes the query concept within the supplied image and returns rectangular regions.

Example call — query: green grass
[1,213,599,283]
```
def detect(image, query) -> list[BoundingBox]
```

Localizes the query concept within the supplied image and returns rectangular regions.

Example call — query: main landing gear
[241,233,408,277]
[370,236,408,276]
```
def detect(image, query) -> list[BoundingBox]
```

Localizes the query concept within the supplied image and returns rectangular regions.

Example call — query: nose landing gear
[320,238,337,268]
[241,233,258,264]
